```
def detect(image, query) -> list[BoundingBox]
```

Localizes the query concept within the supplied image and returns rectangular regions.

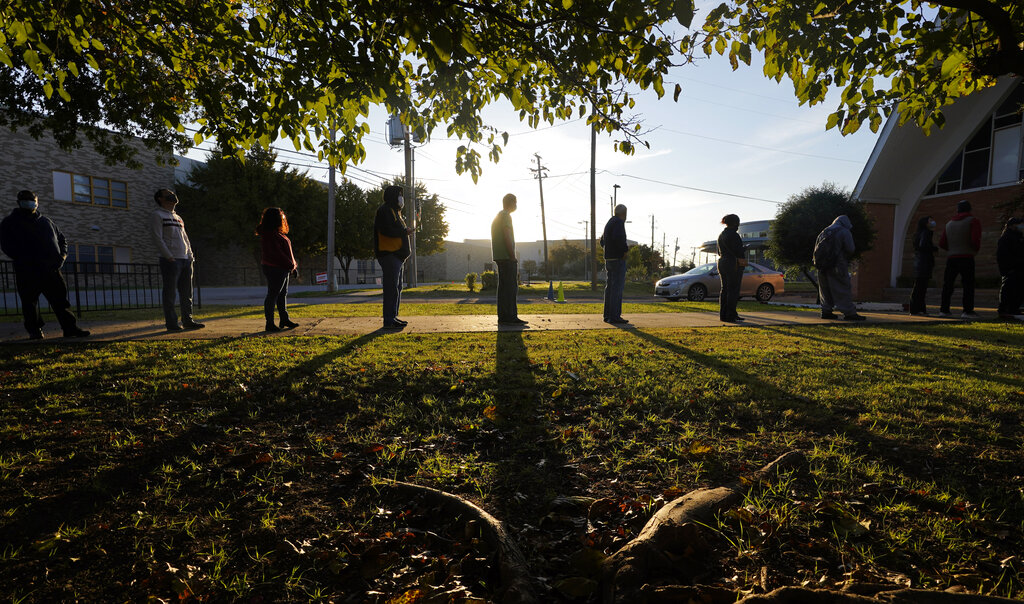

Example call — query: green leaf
[674,0,694,28]
[562,0,574,8]
[673,83,681,102]
[23,49,42,75]
[43,81,53,98]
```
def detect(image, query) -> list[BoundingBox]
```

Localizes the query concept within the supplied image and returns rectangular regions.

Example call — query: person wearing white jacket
[152,189,204,332]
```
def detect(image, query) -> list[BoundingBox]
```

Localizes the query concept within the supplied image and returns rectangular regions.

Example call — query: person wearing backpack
[813,215,865,321]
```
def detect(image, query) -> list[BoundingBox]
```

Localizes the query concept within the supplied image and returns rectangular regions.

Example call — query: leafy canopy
[767,183,875,272]
[688,1,1024,135]
[0,0,695,176]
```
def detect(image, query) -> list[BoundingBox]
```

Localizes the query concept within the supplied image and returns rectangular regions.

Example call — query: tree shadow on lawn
[619,327,1018,500]
[0,330,389,552]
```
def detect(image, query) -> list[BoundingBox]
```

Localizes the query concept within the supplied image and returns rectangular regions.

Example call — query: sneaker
[607,318,630,324]
[266,323,282,332]
[383,321,404,329]
[280,320,300,329]
[937,311,952,318]
[166,324,184,332]
[843,314,867,321]
[820,312,839,320]
[498,319,528,326]
[28,331,44,340]
[182,320,205,330]
[960,311,979,319]
[63,328,91,338]
[391,318,408,326]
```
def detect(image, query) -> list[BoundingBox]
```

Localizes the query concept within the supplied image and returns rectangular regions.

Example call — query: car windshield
[683,263,715,276]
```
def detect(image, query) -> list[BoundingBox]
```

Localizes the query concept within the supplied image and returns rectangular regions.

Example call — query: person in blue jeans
[256,207,300,332]
[600,204,630,324]
[374,185,413,329]
[152,188,204,332]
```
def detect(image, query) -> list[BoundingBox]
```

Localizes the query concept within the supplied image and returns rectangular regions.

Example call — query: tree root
[601,451,808,603]
[381,480,536,604]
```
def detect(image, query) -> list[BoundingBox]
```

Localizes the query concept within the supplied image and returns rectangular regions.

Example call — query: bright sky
[185,10,883,268]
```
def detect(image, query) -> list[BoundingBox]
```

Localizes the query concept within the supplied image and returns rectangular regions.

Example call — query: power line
[602,171,784,204]
[657,127,861,163]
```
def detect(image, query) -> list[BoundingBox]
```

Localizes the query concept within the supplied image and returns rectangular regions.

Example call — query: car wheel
[755,283,774,302]
[687,284,707,302]
[667,297,680,302]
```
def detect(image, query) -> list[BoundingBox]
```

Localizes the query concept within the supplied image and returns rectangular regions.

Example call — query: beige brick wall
[0,127,175,264]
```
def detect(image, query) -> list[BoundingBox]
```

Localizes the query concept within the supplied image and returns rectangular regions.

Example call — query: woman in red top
[256,207,299,331]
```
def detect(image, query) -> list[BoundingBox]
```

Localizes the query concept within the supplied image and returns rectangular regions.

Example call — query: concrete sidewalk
[0,309,964,344]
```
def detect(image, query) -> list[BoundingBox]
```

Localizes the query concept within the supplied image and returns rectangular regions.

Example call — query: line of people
[910,200,1024,319]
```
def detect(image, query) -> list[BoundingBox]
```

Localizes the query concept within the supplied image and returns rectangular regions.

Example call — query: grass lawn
[2,322,1022,601]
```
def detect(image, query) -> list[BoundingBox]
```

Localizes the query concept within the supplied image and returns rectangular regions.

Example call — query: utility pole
[612,184,620,214]
[326,123,337,292]
[672,238,679,269]
[650,214,656,277]
[589,104,598,291]
[530,153,552,297]
[404,124,418,287]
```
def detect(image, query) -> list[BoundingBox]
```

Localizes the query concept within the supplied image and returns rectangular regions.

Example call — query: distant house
[853,77,1024,300]
[0,125,175,268]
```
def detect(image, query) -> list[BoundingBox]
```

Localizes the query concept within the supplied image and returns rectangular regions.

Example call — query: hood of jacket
[830,215,852,230]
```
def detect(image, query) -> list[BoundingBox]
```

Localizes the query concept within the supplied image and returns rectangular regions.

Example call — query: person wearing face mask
[938,199,982,318]
[996,217,1024,320]
[153,188,204,332]
[0,190,90,339]
[909,215,939,315]
[374,185,413,329]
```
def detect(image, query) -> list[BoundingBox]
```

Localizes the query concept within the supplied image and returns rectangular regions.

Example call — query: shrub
[464,273,477,292]
[480,270,497,290]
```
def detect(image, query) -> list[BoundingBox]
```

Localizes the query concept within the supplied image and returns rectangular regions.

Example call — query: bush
[464,273,477,292]
[480,270,497,290]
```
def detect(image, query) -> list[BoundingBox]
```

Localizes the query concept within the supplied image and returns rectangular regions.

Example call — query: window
[52,171,129,207]
[66,244,130,273]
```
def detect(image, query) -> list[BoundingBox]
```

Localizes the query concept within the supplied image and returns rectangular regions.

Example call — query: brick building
[0,126,175,267]
[853,77,1024,300]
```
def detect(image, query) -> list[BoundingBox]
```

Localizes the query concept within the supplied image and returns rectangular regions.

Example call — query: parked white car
[655,262,785,302]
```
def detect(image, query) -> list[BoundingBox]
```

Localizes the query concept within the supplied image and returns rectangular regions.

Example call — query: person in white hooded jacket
[813,215,866,321]
[152,188,204,332]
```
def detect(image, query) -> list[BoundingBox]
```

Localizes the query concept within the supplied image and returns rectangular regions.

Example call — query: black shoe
[843,314,867,321]
[820,312,839,320]
[392,318,408,326]
[63,328,90,338]
[182,321,205,330]
[606,318,630,324]
[28,331,44,340]
[732,315,743,321]
[166,324,184,332]
[280,320,299,329]
[498,319,528,326]
[383,321,404,329]
[266,323,282,332]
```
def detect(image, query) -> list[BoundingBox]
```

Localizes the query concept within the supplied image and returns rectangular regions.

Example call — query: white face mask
[928,220,936,229]
[18,199,38,211]
[397,195,405,209]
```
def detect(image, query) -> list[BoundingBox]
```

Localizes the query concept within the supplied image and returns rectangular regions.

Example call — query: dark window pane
[66,246,77,265]
[962,149,990,189]
[98,246,114,273]
[936,153,963,186]
[79,245,96,273]
[996,84,1024,119]
[966,120,992,151]
[111,181,127,192]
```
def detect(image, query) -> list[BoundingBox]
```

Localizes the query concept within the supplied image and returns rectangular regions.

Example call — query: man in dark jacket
[813,215,865,321]
[374,185,413,328]
[997,217,1024,319]
[0,190,90,339]
[938,199,982,318]
[600,204,629,324]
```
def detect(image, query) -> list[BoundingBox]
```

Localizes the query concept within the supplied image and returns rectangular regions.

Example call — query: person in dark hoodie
[813,215,865,321]
[909,215,939,315]
[716,213,746,323]
[374,185,413,329]
[996,217,1024,319]
[938,199,982,318]
[0,190,90,339]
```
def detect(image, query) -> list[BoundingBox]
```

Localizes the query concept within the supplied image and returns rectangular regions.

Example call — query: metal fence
[1,261,202,317]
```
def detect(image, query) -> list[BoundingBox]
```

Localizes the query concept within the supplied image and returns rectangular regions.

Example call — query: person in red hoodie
[256,207,299,332]
[938,199,982,318]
